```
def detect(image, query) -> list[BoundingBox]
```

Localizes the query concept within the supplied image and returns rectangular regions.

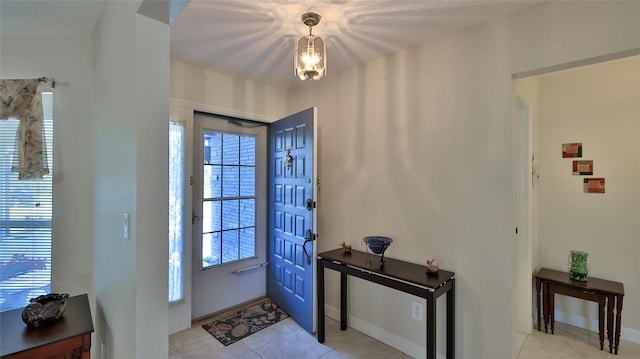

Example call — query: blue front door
[267,108,317,333]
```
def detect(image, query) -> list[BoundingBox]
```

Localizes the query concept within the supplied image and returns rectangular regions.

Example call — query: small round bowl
[21,293,69,327]
[363,236,393,254]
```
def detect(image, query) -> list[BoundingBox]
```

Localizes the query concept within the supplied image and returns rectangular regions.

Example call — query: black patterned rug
[202,298,289,346]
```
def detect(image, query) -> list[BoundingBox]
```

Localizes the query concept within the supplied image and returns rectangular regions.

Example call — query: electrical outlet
[412,301,424,322]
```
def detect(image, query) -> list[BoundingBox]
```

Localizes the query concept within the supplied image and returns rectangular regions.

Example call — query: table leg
[543,282,549,333]
[446,279,455,359]
[549,284,555,335]
[608,294,614,353]
[427,295,436,359]
[598,296,605,350]
[317,259,325,343]
[615,295,623,355]
[536,277,542,332]
[316,258,324,343]
[340,271,347,331]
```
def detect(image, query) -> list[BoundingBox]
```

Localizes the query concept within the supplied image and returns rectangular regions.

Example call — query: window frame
[0,91,53,312]
[200,130,258,269]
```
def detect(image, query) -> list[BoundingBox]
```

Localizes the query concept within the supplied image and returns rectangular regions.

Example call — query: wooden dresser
[1,294,94,359]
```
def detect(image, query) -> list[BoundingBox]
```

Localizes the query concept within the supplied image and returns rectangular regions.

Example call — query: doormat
[201,298,289,346]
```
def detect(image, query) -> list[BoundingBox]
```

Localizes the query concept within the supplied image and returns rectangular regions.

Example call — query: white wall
[92,1,169,358]
[285,2,640,358]
[135,13,170,359]
[536,56,640,340]
[0,35,95,315]
[171,60,287,121]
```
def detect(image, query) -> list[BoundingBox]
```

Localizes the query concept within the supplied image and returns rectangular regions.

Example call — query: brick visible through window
[201,132,256,268]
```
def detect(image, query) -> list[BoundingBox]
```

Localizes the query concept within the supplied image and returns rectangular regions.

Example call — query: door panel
[267,108,317,333]
[191,113,267,320]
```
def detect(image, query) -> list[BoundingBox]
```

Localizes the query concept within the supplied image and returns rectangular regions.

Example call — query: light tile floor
[517,322,640,359]
[169,316,413,359]
[170,317,640,359]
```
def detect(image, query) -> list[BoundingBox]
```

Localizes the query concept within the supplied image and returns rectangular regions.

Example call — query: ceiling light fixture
[295,12,326,81]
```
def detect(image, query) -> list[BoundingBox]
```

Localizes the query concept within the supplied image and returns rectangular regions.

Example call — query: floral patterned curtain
[0,79,49,180]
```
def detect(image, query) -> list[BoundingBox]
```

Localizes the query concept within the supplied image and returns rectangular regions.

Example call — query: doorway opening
[512,49,640,355]
[191,112,268,320]
[168,107,318,335]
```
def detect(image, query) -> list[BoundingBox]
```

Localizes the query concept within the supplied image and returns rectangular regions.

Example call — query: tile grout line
[516,332,528,359]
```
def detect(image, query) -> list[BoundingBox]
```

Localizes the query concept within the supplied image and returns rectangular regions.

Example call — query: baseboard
[622,327,640,344]
[553,310,640,344]
[324,304,446,359]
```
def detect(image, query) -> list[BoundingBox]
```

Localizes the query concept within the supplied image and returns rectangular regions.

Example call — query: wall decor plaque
[573,160,593,175]
[584,178,605,193]
[562,143,583,158]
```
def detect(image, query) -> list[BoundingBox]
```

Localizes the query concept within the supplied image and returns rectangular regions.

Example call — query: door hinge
[516,227,519,234]
[190,176,193,186]
[306,199,316,211]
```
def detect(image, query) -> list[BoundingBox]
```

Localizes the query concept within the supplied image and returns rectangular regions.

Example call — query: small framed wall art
[584,178,605,193]
[562,143,583,158]
[573,160,593,175]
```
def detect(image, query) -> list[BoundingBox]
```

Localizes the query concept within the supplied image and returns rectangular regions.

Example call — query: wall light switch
[123,213,129,240]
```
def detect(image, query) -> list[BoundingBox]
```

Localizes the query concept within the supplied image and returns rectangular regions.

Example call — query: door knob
[302,229,316,265]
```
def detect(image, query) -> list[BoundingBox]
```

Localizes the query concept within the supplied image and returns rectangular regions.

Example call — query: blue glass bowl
[363,236,393,255]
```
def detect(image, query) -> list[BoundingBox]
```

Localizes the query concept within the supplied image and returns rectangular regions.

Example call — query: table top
[318,248,455,290]
[535,268,624,295]
[0,293,94,357]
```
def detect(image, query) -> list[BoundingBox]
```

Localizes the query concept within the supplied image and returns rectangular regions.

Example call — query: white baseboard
[622,327,640,344]
[553,310,640,345]
[324,304,446,359]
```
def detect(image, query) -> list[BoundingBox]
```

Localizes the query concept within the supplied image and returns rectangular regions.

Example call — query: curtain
[0,79,48,180]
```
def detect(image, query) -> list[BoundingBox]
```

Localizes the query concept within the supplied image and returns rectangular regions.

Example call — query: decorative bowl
[363,236,393,265]
[363,236,393,254]
[21,293,69,327]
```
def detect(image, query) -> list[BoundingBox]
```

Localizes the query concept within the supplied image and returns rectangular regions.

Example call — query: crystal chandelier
[295,12,326,81]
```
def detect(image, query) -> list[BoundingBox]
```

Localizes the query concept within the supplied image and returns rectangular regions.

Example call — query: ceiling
[1,0,543,91]
[170,0,542,90]
[0,0,104,37]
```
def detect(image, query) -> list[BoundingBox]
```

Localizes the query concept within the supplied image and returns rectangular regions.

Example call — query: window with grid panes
[0,92,53,312]
[201,132,256,268]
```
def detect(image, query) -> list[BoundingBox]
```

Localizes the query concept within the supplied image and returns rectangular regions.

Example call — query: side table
[317,248,455,359]
[534,268,624,354]
[1,294,94,359]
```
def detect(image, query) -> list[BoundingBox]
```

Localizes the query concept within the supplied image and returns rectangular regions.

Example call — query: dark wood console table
[317,248,455,359]
[1,294,94,359]
[535,268,624,354]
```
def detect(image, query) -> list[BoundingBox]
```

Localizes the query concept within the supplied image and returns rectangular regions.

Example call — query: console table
[535,268,624,354]
[1,294,94,359]
[317,248,455,359]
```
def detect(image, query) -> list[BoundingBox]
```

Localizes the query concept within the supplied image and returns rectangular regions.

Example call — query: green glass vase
[569,250,589,282]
